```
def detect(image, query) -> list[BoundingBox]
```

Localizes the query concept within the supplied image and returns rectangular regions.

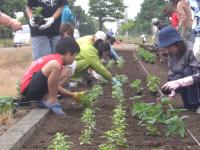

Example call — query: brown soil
[22,50,200,150]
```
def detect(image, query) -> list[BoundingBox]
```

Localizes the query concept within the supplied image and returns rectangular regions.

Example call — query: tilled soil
[22,50,200,150]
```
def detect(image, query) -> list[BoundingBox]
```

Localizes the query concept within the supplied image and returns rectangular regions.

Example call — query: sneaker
[42,101,65,115]
[37,100,46,108]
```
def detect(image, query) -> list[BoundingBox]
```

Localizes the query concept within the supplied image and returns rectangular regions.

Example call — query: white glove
[193,37,200,61]
[112,77,122,86]
[68,61,77,76]
[29,17,38,27]
[91,71,102,80]
[39,17,54,30]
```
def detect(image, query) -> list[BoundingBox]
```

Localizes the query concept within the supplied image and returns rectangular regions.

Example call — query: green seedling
[0,96,14,124]
[116,57,125,68]
[106,60,115,69]
[147,74,160,95]
[130,79,143,95]
[138,48,156,63]
[32,7,45,26]
[129,95,143,101]
[98,143,117,150]
[81,108,96,128]
[114,74,128,85]
[80,127,93,145]
[48,133,72,150]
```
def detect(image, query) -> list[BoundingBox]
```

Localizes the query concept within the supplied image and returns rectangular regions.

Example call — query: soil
[22,50,200,150]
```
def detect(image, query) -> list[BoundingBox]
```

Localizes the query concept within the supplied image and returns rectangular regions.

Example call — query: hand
[10,19,22,31]
[39,17,54,30]
[91,70,102,80]
[169,90,176,99]
[162,80,181,92]
[29,17,38,27]
[68,61,77,76]
[112,77,122,86]
[72,91,86,102]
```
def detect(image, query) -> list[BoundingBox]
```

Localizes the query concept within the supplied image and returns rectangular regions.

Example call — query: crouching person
[20,37,84,115]
[159,26,200,111]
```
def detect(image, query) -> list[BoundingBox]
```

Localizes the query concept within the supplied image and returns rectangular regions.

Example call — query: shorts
[22,71,48,101]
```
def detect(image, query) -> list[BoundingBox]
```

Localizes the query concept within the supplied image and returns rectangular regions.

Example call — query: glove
[112,77,122,86]
[29,17,38,27]
[68,61,77,76]
[72,91,86,102]
[39,17,54,30]
[91,70,102,80]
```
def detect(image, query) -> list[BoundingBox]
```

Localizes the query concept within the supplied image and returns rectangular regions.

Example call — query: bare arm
[26,6,33,18]
[52,7,63,19]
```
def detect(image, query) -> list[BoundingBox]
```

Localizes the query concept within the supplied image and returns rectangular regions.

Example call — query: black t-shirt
[27,0,66,37]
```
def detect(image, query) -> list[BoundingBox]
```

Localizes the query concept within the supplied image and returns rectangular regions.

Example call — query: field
[21,49,200,150]
[0,46,32,96]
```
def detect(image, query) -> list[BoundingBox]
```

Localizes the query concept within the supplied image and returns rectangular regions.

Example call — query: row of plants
[131,97,188,138]
[99,75,128,150]
[106,57,125,69]
[79,85,103,145]
[0,96,15,125]
[138,47,156,64]
[130,74,160,97]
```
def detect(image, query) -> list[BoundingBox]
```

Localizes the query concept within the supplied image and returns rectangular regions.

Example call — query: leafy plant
[116,57,125,68]
[130,79,143,95]
[106,60,115,69]
[132,97,188,137]
[48,133,72,150]
[138,48,156,63]
[112,85,125,103]
[0,96,14,125]
[147,74,160,93]
[32,7,44,17]
[114,74,128,84]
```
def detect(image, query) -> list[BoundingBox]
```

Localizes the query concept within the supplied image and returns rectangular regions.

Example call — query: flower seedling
[32,7,45,26]
[130,79,143,95]
[0,96,14,125]
[48,133,72,150]
[106,60,115,69]
[147,74,160,96]
[116,57,125,68]
[114,74,128,85]
[138,48,156,64]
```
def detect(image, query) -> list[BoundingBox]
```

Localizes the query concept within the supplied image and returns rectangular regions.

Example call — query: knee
[170,74,183,81]
[183,67,193,76]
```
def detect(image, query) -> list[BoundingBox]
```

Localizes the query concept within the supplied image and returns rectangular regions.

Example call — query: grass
[0,39,13,48]
[0,47,32,96]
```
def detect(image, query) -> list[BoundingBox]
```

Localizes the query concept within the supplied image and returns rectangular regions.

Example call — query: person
[74,31,121,85]
[141,33,147,45]
[172,0,193,41]
[163,5,180,30]
[20,37,85,115]
[107,29,114,37]
[151,18,168,47]
[106,33,120,61]
[0,11,22,31]
[26,0,66,60]
[61,0,74,24]
[158,26,200,111]
[187,0,200,59]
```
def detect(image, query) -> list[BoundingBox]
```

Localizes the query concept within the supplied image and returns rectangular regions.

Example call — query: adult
[159,26,200,112]
[26,0,66,60]
[172,0,193,41]
[74,31,121,85]
[0,11,22,31]
[163,5,180,30]
[61,0,74,24]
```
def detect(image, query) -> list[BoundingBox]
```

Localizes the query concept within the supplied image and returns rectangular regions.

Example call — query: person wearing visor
[158,26,200,112]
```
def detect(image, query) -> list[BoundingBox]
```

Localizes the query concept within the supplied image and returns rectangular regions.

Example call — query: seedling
[106,60,115,69]
[130,79,143,95]
[114,74,128,85]
[32,7,45,26]
[48,133,72,150]
[116,57,125,68]
[0,96,14,125]
[147,74,160,96]
[138,48,156,64]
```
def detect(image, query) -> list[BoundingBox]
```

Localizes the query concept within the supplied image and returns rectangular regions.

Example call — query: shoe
[37,100,46,108]
[42,101,65,115]
[196,106,200,114]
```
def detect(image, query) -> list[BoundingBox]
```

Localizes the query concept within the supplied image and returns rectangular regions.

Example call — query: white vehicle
[73,29,80,39]
[13,24,31,47]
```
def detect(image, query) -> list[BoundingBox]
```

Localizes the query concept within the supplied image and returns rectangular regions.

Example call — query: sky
[74,0,144,31]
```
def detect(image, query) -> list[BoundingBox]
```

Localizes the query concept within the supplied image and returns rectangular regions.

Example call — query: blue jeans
[170,67,200,109]
[32,36,60,60]
[109,47,120,61]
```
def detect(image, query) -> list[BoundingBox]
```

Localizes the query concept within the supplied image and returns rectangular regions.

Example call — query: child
[159,26,200,110]
[20,37,84,115]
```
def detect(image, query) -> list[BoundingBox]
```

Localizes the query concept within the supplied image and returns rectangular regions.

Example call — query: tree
[89,0,126,30]
[119,19,135,35]
[132,0,167,35]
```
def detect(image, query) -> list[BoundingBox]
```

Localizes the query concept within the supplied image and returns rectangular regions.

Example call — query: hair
[163,5,176,17]
[171,0,179,7]
[93,39,110,57]
[169,40,187,55]
[55,37,80,55]
[106,34,116,45]
[60,23,74,38]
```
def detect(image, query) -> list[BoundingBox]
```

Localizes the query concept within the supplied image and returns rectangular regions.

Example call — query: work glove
[112,77,122,86]
[29,17,38,27]
[39,17,54,30]
[68,61,77,76]
[72,91,86,102]
[91,70,102,80]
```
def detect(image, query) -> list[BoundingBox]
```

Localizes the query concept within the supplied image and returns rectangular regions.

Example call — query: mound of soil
[22,50,200,150]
